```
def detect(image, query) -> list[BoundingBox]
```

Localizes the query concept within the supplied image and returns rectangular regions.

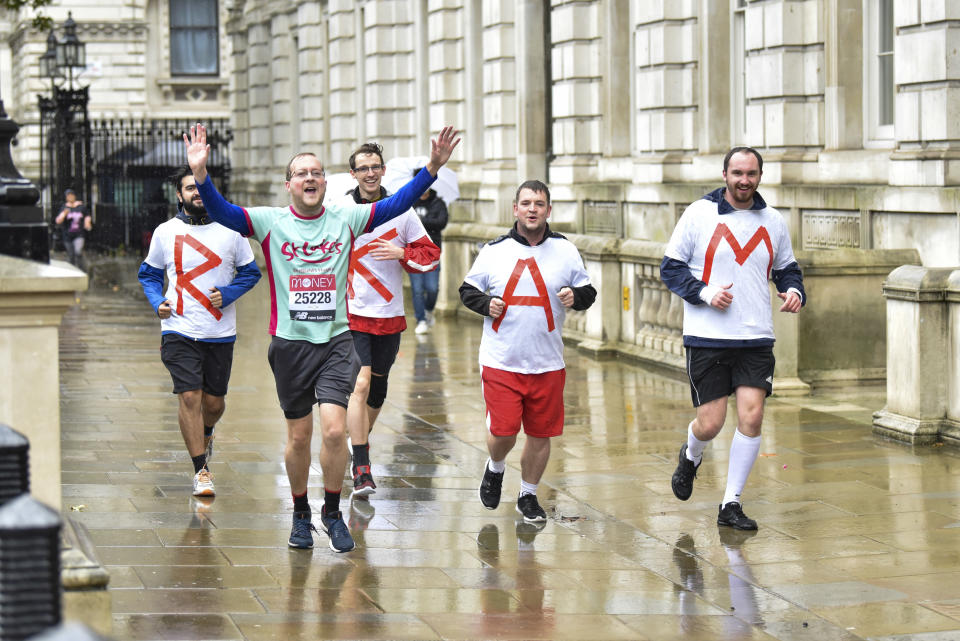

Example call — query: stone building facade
[1,0,234,213]
[3,0,957,387]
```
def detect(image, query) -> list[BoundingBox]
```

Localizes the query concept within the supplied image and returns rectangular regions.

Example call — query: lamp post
[0,28,48,261]
[37,12,90,249]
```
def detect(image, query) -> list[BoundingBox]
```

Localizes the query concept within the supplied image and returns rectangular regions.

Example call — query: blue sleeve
[195,176,252,236]
[138,262,166,313]
[368,168,437,230]
[217,260,261,308]
[772,261,806,306]
[660,256,706,305]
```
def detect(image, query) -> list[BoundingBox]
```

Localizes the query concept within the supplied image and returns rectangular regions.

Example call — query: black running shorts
[351,330,402,375]
[160,333,234,396]
[267,331,360,414]
[685,345,775,407]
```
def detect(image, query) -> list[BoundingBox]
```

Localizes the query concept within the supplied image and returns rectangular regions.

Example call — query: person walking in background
[55,189,92,270]
[339,142,440,499]
[661,146,805,531]
[409,184,448,334]
[459,180,596,524]
[138,167,261,498]
[185,123,459,553]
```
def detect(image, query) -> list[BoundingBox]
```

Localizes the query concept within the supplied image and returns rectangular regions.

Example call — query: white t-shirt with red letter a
[463,234,591,374]
[144,218,255,340]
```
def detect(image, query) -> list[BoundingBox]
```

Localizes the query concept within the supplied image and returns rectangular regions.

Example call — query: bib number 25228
[289,274,336,321]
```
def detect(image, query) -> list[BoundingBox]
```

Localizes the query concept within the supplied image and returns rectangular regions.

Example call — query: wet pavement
[58,281,960,640]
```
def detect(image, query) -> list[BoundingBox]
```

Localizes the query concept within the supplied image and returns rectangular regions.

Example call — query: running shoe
[192,468,215,497]
[671,444,700,501]
[288,510,317,549]
[479,462,504,509]
[320,509,356,553]
[515,493,547,523]
[352,463,377,497]
[717,502,758,531]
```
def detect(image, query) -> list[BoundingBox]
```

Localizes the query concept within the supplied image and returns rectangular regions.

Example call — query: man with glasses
[337,143,440,501]
[184,124,459,553]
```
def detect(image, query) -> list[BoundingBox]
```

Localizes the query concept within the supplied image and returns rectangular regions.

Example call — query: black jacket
[413,192,448,248]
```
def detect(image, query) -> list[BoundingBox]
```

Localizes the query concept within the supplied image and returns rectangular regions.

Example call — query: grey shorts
[267,331,361,417]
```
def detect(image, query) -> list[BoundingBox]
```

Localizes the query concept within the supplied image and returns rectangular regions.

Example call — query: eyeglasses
[353,164,383,174]
[292,169,325,180]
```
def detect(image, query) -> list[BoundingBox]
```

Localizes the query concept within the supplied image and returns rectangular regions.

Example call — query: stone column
[0,255,87,510]
[873,265,955,443]
[945,270,960,442]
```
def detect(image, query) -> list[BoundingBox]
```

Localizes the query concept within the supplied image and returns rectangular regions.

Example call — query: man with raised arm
[184,124,460,553]
[337,142,440,500]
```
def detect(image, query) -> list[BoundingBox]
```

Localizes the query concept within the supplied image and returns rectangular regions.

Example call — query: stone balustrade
[441,222,917,394]
[873,265,960,444]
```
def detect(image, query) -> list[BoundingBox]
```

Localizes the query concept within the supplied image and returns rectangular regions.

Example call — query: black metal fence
[85,119,231,254]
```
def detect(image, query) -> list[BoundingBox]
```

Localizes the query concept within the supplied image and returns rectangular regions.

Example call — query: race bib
[289,274,336,321]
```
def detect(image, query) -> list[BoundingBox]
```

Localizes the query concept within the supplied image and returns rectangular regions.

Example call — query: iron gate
[89,119,232,253]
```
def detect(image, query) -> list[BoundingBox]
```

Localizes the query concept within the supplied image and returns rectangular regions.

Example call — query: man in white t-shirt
[138,167,261,497]
[337,142,440,502]
[459,180,596,524]
[660,147,805,531]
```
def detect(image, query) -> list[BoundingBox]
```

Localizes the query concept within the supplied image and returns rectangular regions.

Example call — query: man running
[184,124,459,552]
[459,180,596,524]
[339,142,440,497]
[138,166,261,498]
[661,146,805,531]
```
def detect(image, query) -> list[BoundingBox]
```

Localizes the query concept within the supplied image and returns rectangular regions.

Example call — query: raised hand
[426,126,461,175]
[183,123,210,183]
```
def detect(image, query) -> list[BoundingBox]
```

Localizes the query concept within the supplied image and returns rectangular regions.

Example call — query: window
[731,0,747,144]
[865,0,894,141]
[170,0,219,75]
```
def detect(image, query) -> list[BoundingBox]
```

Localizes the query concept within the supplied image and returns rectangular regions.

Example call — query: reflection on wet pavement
[58,283,960,640]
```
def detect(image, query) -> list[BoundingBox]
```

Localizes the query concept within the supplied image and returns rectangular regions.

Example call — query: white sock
[721,428,761,506]
[686,421,708,464]
[519,480,537,497]
[487,458,506,474]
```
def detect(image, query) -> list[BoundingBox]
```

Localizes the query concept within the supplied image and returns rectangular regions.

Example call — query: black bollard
[0,425,29,506]
[25,622,113,640]
[0,495,62,641]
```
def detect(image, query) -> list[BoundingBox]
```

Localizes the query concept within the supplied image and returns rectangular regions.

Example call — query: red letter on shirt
[492,257,554,333]
[701,223,773,285]
[348,228,400,302]
[174,235,224,320]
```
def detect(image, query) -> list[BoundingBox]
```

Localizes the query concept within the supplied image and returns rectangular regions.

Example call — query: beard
[181,198,206,217]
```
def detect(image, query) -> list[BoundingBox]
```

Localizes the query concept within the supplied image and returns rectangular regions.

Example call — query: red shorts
[481,366,565,438]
